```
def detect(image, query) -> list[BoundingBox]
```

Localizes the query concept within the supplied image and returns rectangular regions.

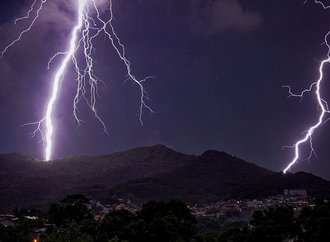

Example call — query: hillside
[109,150,330,203]
[0,145,330,211]
[0,145,192,212]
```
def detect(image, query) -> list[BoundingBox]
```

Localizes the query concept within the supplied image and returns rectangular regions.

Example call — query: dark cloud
[0,0,109,51]
[209,0,262,33]
[190,0,262,35]
[0,0,112,90]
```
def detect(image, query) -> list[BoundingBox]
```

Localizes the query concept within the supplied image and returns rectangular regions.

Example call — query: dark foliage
[218,202,330,242]
[48,194,92,225]
[0,212,44,241]
[98,200,199,242]
[297,201,330,242]
[98,209,137,241]
[2,195,330,242]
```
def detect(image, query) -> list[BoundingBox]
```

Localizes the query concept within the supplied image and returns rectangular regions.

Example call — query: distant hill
[0,145,330,211]
[109,150,330,203]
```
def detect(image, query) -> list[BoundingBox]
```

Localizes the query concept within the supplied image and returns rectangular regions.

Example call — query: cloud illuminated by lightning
[1,0,153,161]
[283,0,330,173]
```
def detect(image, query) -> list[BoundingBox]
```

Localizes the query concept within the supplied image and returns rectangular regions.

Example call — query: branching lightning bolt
[283,0,330,173]
[1,0,153,161]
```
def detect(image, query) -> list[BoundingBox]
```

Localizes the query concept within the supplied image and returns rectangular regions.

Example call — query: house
[0,214,17,227]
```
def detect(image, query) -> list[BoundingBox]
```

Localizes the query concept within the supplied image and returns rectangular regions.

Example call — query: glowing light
[1,0,152,161]
[283,1,330,173]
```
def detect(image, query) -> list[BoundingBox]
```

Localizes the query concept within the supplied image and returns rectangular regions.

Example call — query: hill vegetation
[2,195,330,242]
[0,145,330,211]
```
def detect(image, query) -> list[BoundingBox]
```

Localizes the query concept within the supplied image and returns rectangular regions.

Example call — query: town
[0,188,313,239]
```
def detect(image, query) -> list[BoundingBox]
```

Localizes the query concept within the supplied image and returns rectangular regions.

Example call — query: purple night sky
[1,0,330,179]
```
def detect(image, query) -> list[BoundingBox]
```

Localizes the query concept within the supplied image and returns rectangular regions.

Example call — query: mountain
[0,145,192,212]
[108,150,330,203]
[0,145,329,211]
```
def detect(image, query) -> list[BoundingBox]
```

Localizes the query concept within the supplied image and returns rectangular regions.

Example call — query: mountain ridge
[0,145,329,211]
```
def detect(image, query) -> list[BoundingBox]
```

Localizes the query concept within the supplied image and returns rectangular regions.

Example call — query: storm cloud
[190,0,262,35]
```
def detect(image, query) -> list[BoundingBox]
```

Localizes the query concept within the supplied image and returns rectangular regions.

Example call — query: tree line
[1,195,330,241]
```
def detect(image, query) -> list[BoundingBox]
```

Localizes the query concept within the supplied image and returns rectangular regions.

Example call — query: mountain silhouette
[0,145,329,211]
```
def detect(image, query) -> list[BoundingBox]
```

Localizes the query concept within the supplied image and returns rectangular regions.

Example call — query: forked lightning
[283,0,330,173]
[1,0,153,161]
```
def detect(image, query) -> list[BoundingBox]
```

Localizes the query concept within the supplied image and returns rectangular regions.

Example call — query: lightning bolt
[283,0,330,173]
[1,0,153,161]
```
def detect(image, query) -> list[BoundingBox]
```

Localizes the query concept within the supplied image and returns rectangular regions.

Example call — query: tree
[248,207,298,242]
[97,200,198,242]
[0,224,19,242]
[61,194,92,223]
[43,222,93,242]
[48,194,92,226]
[45,194,97,241]
[217,227,249,242]
[138,200,198,242]
[97,209,137,242]
[218,206,299,242]
[298,201,330,242]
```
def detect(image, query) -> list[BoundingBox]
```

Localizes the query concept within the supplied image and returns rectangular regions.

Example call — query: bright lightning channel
[1,0,153,161]
[283,0,330,173]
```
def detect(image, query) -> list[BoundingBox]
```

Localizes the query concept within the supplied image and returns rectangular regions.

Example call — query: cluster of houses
[0,214,17,227]
[0,189,313,231]
[190,189,311,220]
[89,198,140,220]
